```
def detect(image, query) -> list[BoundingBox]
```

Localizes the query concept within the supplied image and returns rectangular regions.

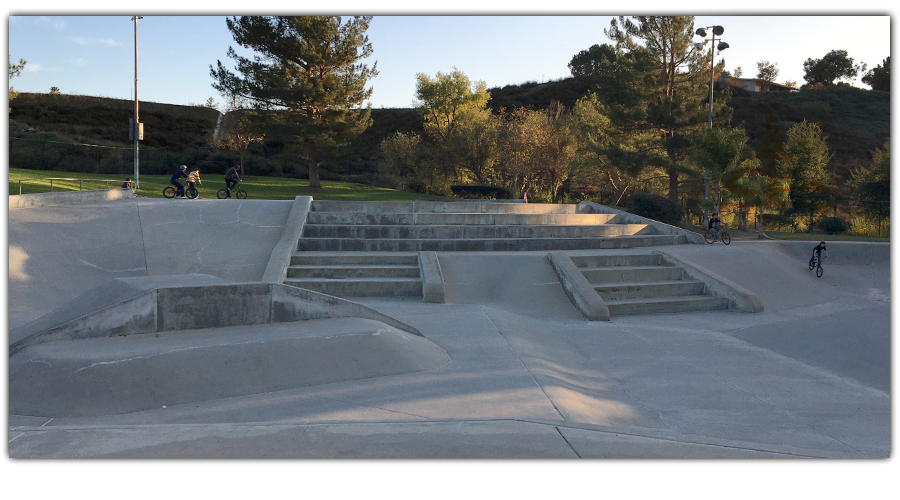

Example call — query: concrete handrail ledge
[577,201,705,244]
[262,196,313,283]
[10,281,423,355]
[653,250,764,313]
[547,252,611,321]
[418,251,446,303]
[9,188,135,209]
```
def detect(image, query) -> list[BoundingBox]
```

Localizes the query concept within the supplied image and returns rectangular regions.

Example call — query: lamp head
[695,27,707,37]
[717,42,730,51]
[712,25,724,36]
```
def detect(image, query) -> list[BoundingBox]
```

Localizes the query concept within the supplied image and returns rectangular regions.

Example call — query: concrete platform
[6,196,892,466]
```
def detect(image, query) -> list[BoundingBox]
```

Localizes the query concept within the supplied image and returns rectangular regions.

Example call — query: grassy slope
[8,168,445,201]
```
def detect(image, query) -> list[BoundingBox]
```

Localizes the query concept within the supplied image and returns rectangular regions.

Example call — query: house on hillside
[721,76,796,93]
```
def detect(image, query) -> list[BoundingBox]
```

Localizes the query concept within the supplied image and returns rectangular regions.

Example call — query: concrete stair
[284,252,423,298]
[570,253,729,315]
[288,201,690,299]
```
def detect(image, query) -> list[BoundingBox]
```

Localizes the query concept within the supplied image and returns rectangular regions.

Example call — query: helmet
[180,165,187,170]
[820,241,826,245]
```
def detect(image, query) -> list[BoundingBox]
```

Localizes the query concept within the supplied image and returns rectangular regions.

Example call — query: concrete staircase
[569,253,729,315]
[285,200,690,299]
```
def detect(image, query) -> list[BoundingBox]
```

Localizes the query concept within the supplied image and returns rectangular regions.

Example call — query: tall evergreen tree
[605,16,730,201]
[210,16,378,188]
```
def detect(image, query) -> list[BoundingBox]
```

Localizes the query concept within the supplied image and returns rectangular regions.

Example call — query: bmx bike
[809,254,825,278]
[217,182,247,199]
[703,226,731,245]
[163,182,199,199]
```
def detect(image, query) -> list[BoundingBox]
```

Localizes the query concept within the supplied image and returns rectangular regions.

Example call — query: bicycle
[217,182,247,199]
[163,181,199,199]
[703,225,731,245]
[809,254,825,278]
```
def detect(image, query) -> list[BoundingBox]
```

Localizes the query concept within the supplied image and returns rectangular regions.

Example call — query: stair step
[605,295,730,315]
[290,252,419,266]
[594,280,706,300]
[301,223,649,239]
[306,212,618,226]
[579,265,684,283]
[570,253,661,268]
[286,265,421,279]
[284,277,423,298]
[298,235,685,252]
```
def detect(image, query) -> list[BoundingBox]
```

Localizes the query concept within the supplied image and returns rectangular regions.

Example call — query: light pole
[694,25,728,225]
[131,16,143,189]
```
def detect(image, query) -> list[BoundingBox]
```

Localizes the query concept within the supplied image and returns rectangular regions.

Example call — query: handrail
[13,177,133,195]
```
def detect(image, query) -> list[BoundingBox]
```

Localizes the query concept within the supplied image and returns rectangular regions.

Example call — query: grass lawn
[8,168,446,202]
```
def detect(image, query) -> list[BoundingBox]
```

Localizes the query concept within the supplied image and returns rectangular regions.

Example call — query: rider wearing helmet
[812,241,828,265]
[170,165,188,198]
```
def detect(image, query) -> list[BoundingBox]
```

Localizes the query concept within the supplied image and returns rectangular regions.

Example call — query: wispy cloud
[70,36,121,47]
[38,16,65,30]
[75,58,89,67]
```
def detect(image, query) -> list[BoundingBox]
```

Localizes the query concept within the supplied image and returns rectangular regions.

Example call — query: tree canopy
[862,57,890,91]
[210,16,378,188]
[802,49,864,87]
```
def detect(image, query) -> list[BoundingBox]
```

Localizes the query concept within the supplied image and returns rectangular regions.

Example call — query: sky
[6,5,893,113]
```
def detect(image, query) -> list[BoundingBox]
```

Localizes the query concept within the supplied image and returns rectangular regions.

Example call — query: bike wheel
[703,230,715,244]
[236,189,248,199]
[816,265,823,278]
[217,189,229,199]
[163,186,176,198]
[721,231,731,245]
[186,186,199,199]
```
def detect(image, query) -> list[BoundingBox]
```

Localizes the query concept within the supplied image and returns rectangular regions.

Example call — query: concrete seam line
[555,427,582,458]
[479,305,567,422]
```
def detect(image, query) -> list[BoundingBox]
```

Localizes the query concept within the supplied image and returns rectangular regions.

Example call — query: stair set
[569,253,728,315]
[283,200,730,316]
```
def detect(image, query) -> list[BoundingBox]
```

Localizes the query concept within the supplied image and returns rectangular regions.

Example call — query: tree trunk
[667,168,679,202]
[308,157,322,189]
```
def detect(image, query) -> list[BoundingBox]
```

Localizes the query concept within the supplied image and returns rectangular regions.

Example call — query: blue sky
[7,8,892,111]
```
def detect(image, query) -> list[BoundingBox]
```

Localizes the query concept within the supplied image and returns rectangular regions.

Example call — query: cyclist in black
[225,165,242,194]
[170,165,188,198]
[708,213,722,240]
[812,241,828,265]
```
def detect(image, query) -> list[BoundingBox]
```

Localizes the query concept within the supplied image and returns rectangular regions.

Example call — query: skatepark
[7,189,891,461]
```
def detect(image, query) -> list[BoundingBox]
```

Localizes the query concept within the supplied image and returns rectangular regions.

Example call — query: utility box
[129,119,144,141]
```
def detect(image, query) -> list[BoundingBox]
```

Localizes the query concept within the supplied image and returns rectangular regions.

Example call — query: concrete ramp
[10,318,450,418]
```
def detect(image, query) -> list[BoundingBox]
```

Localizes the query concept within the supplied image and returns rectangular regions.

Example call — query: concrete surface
[6,198,892,460]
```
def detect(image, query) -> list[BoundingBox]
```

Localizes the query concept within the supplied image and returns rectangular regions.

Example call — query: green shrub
[450,185,513,199]
[817,217,850,235]
[629,192,685,226]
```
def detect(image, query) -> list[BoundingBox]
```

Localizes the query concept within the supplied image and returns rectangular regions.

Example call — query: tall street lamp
[131,16,143,189]
[694,24,729,225]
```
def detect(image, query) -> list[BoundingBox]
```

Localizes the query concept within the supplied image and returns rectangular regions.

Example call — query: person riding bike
[224,165,242,194]
[812,241,828,266]
[708,213,722,240]
[170,165,188,198]
[187,168,202,196]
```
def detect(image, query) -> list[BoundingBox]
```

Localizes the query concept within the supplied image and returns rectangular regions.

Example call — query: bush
[450,185,514,199]
[817,217,850,235]
[629,192,685,226]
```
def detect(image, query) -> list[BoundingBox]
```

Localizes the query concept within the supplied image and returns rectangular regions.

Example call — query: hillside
[8,82,889,197]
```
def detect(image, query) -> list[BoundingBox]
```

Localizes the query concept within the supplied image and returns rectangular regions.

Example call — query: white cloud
[70,36,121,47]
[75,58,89,66]
[38,16,65,30]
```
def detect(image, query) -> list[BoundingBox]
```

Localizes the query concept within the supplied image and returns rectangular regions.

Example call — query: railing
[13,177,133,195]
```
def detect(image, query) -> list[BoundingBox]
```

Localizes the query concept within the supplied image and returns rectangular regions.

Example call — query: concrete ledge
[577,201,705,244]
[262,196,313,283]
[418,251,445,303]
[547,252,610,321]
[10,281,422,355]
[654,250,764,313]
[9,188,135,209]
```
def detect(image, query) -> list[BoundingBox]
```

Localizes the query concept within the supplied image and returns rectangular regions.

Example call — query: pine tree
[210,16,378,188]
